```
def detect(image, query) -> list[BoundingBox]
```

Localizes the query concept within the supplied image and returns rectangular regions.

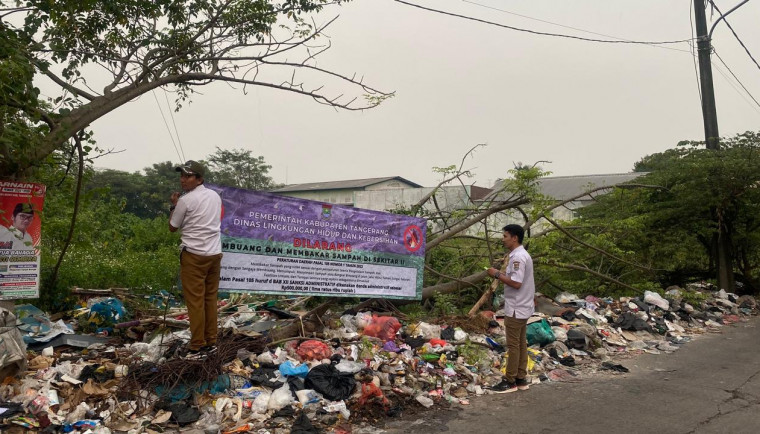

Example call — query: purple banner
[210,186,426,257]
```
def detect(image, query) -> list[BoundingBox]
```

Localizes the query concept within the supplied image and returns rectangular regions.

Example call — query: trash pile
[0,284,757,433]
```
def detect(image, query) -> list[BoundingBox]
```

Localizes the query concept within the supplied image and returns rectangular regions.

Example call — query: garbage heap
[0,284,757,433]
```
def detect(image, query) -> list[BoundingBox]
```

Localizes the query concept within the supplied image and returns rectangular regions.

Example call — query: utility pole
[694,0,732,291]
[694,0,720,150]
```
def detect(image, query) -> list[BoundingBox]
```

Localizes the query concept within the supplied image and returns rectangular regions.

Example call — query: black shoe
[490,379,518,394]
[515,377,530,391]
[183,348,208,360]
[200,345,218,354]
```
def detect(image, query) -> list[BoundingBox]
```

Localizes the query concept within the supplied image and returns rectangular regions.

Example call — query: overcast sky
[90,0,760,188]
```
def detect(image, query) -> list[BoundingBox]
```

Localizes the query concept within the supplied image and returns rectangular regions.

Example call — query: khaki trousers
[504,315,528,383]
[180,250,222,350]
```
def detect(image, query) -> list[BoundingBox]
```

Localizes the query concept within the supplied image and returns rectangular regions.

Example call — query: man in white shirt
[487,224,535,393]
[0,203,36,250]
[169,160,223,358]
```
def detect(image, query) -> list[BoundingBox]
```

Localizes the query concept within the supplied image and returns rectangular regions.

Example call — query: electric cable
[152,90,184,163]
[713,49,760,111]
[459,0,693,53]
[708,0,760,73]
[395,0,696,46]
[163,89,186,162]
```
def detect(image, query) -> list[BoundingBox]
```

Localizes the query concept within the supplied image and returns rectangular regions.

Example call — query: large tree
[205,146,278,190]
[541,131,760,295]
[0,0,390,177]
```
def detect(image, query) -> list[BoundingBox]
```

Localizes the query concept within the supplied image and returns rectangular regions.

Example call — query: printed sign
[0,180,46,300]
[209,186,426,300]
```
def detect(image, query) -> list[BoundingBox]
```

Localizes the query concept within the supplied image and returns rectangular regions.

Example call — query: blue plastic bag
[279,360,309,378]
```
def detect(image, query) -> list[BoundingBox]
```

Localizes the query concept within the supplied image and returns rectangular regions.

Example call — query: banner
[209,186,426,300]
[0,181,46,300]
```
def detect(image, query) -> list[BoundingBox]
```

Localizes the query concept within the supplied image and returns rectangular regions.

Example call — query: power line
[162,89,186,162]
[711,59,760,115]
[713,49,760,111]
[395,0,696,46]
[459,0,693,53]
[152,90,184,163]
[708,0,760,73]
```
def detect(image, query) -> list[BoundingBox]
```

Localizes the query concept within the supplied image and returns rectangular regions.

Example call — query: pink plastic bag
[362,316,401,341]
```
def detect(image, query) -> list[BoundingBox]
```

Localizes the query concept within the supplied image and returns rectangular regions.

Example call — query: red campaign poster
[0,180,46,300]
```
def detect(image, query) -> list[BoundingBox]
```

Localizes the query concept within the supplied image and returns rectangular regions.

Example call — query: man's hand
[487,267,500,278]
[170,191,181,206]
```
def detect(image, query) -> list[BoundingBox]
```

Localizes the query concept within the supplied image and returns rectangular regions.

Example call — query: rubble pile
[0,284,756,433]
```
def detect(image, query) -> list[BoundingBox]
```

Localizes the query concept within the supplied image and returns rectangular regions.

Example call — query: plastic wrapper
[296,389,321,405]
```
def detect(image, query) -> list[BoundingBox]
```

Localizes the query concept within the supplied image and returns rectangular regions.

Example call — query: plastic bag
[362,316,401,341]
[304,364,356,401]
[335,359,364,374]
[359,382,389,406]
[251,391,271,414]
[551,327,568,342]
[355,312,372,330]
[339,315,358,332]
[526,319,555,346]
[644,291,670,310]
[279,360,309,378]
[408,322,440,339]
[296,389,321,405]
[267,383,293,411]
[297,340,332,361]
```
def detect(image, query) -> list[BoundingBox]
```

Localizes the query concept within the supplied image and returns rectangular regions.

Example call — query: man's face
[179,173,202,192]
[502,231,519,250]
[13,212,33,233]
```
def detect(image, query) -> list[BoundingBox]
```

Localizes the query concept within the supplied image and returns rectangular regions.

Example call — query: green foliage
[432,292,456,317]
[0,0,386,178]
[535,131,760,296]
[205,147,279,191]
[457,339,489,365]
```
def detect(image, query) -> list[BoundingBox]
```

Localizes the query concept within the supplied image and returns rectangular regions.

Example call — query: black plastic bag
[291,411,320,434]
[440,327,455,341]
[304,364,356,401]
[168,402,200,426]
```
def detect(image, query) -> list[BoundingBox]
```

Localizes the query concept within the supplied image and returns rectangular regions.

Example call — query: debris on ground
[0,285,756,433]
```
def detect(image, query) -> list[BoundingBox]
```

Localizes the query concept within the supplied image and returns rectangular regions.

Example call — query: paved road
[383,317,760,434]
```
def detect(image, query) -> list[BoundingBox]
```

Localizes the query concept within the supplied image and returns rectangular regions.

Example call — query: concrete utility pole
[694,0,720,150]
[694,0,733,292]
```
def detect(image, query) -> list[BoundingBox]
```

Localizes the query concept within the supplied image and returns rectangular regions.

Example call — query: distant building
[486,172,647,234]
[271,176,423,206]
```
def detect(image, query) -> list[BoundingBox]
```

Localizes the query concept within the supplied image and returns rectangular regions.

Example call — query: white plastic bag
[267,383,293,411]
[644,291,669,310]
[251,391,271,414]
[335,360,365,374]
[296,389,321,405]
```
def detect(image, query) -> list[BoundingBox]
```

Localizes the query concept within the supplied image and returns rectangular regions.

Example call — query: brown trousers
[180,250,222,350]
[504,316,529,383]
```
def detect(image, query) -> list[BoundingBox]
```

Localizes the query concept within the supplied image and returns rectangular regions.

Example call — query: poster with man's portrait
[0,181,46,300]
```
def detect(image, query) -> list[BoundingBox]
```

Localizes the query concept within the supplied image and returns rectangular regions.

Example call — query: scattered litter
[0,286,754,433]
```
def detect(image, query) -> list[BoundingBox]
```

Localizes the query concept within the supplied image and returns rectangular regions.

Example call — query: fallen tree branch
[542,214,658,272]
[540,261,644,294]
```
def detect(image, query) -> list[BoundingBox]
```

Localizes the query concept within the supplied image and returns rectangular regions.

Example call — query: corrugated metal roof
[272,176,423,193]
[491,173,647,201]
